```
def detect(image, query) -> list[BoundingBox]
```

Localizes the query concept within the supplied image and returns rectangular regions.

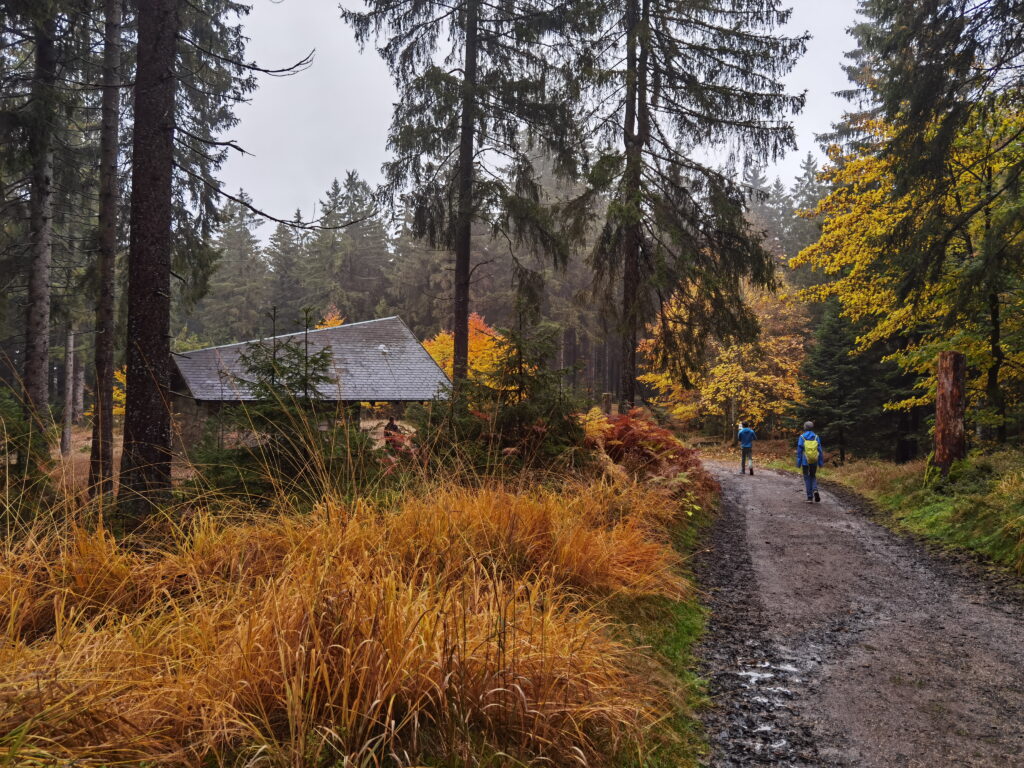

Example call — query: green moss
[833,451,1024,577]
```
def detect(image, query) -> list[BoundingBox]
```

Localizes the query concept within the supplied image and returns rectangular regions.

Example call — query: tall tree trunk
[933,350,967,476]
[452,0,479,386]
[73,354,85,424]
[119,0,179,516]
[986,291,1006,444]
[24,16,58,430]
[61,326,74,456]
[619,0,649,411]
[90,0,123,496]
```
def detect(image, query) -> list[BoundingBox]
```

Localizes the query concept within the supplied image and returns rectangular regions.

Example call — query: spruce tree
[120,0,180,512]
[801,301,863,463]
[266,211,308,334]
[788,153,828,252]
[766,178,794,258]
[122,0,266,509]
[90,0,124,495]
[586,0,806,407]
[343,0,593,385]
[187,193,269,344]
[304,179,355,324]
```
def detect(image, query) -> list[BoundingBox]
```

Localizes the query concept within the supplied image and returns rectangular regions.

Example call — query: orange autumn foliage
[422,312,503,380]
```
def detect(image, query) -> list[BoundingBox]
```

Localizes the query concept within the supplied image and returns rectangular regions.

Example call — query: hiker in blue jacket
[737,421,757,475]
[797,421,824,503]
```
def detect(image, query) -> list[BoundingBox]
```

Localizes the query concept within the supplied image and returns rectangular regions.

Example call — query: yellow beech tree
[641,288,807,436]
[423,313,503,381]
[793,109,1024,440]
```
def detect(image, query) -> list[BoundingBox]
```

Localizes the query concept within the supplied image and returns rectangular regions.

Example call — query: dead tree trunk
[933,350,966,476]
[119,0,179,517]
[24,16,58,428]
[89,0,122,495]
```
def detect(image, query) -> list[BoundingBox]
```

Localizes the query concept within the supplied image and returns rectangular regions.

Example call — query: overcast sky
[220,0,862,225]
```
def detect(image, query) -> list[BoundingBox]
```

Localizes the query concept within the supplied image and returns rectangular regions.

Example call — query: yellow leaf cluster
[315,305,346,329]
[641,288,807,429]
[422,312,503,380]
[794,111,1024,412]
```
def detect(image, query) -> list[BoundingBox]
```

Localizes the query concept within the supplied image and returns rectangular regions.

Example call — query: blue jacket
[796,431,824,467]
[737,427,757,448]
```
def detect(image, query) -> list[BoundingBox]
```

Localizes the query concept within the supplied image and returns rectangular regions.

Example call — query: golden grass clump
[0,480,692,766]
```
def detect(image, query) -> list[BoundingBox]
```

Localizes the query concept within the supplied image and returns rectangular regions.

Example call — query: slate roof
[172,316,450,402]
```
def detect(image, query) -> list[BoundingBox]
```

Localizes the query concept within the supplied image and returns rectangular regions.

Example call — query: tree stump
[933,351,966,476]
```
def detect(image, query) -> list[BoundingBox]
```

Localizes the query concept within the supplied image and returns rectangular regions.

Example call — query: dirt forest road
[695,462,1024,767]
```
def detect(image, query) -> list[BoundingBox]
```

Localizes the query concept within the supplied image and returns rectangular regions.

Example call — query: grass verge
[607,517,710,768]
[763,451,1024,579]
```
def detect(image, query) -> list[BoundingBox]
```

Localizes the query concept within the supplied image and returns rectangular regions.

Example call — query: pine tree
[587,0,807,406]
[384,210,452,339]
[788,153,827,250]
[337,171,389,321]
[861,0,1024,189]
[786,152,829,291]
[343,0,593,386]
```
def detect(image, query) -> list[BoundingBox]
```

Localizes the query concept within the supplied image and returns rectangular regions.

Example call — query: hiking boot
[749,467,754,475]
[814,491,821,503]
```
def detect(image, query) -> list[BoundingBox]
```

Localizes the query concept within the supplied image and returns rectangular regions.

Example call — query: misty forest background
[1,0,1023,499]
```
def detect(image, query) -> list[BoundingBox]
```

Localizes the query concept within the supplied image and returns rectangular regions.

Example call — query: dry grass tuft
[0,479,693,766]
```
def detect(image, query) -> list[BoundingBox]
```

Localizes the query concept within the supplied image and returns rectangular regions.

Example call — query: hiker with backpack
[737,421,757,475]
[797,421,824,503]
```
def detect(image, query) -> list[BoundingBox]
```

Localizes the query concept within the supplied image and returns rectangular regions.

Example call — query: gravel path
[694,462,1024,767]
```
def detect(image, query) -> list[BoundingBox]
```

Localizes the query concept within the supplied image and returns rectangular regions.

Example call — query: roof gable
[173,316,450,402]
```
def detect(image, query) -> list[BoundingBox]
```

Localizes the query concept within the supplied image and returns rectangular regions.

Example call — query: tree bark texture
[986,292,1006,444]
[619,0,649,411]
[61,327,75,456]
[119,0,179,514]
[90,0,123,495]
[452,0,479,387]
[933,350,967,476]
[73,354,85,424]
[24,17,58,426]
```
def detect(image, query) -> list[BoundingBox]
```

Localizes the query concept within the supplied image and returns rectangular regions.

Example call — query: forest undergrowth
[829,452,1024,578]
[0,410,716,767]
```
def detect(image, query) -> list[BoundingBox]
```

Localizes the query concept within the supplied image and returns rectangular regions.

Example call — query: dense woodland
[1,0,1023,497]
[2,1,1024,764]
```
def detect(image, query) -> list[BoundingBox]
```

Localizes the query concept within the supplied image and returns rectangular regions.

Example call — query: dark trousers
[802,464,818,498]
[741,446,753,471]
